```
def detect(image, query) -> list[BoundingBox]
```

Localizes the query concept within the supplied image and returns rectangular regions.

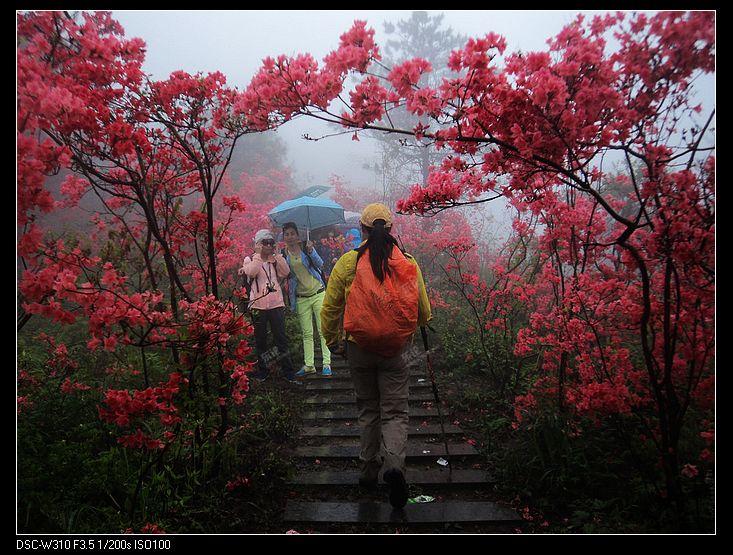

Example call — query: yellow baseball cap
[360,203,393,227]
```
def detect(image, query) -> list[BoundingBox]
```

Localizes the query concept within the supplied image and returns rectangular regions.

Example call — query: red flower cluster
[60,378,92,395]
[140,523,165,534]
[225,475,251,492]
[98,373,184,450]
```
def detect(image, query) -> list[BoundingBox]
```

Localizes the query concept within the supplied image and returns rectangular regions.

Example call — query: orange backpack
[344,246,419,358]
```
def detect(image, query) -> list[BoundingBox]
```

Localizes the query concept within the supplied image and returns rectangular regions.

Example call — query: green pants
[296,290,331,367]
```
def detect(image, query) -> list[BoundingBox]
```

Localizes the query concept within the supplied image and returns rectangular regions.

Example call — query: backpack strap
[240,274,255,313]
[303,247,328,285]
[280,247,294,280]
[242,257,260,294]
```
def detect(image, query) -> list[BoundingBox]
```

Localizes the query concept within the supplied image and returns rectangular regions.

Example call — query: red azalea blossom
[226,475,251,491]
[681,464,699,479]
[140,523,165,534]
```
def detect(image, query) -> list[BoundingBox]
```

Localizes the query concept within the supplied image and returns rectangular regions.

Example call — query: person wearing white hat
[239,229,296,382]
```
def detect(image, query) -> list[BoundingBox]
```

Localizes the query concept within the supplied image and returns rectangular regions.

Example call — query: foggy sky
[110,10,617,186]
[110,10,714,238]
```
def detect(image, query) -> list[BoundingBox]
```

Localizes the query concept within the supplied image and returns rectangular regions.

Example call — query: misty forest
[17,10,715,534]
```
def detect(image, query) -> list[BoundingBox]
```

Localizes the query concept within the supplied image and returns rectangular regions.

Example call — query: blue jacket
[284,247,326,312]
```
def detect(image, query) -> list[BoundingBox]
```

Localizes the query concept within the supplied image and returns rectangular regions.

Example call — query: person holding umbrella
[239,229,297,382]
[282,222,332,377]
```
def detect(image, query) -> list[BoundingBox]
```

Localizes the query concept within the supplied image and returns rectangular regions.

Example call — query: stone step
[304,392,434,405]
[306,384,433,392]
[305,370,426,380]
[300,424,463,437]
[289,468,491,486]
[302,407,442,420]
[311,359,426,370]
[307,364,348,371]
[306,380,432,392]
[292,443,477,460]
[283,501,520,524]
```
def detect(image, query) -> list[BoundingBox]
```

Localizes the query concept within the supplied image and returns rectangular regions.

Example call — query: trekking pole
[420,326,451,478]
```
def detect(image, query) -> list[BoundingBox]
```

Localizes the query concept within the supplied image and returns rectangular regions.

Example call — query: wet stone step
[308,365,348,372]
[302,407,442,420]
[292,442,478,460]
[300,424,464,437]
[289,468,492,487]
[306,380,432,391]
[310,359,346,365]
[305,370,426,380]
[304,392,434,405]
[283,501,520,524]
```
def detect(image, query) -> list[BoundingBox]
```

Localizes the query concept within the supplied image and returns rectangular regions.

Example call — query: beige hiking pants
[347,340,409,476]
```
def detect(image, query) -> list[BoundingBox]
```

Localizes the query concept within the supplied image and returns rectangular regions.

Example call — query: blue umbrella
[268,196,346,240]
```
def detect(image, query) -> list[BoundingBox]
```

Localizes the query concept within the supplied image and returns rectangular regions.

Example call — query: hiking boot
[294,365,316,377]
[383,468,409,509]
[321,365,332,377]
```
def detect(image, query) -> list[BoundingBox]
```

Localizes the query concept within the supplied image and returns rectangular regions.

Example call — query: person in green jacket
[320,203,432,509]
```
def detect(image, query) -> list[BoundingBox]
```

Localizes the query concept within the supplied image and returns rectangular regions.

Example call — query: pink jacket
[241,253,290,310]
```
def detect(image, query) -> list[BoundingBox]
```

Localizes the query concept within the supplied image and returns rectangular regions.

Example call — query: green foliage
[429,281,713,532]
[18,320,303,533]
[432,309,484,374]
[18,341,130,532]
[432,306,526,398]
[163,384,302,532]
[241,388,301,441]
[445,359,714,532]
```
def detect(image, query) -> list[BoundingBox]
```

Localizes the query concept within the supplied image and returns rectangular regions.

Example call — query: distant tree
[370,12,466,199]
[225,130,291,184]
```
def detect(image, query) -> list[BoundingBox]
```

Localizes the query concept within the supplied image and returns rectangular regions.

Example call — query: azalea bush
[17,11,298,532]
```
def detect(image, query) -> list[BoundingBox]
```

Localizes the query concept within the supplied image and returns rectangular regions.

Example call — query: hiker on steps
[239,229,297,383]
[320,203,432,509]
[281,222,332,378]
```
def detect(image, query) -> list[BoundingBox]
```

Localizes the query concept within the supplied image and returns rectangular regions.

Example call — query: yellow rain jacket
[320,245,432,349]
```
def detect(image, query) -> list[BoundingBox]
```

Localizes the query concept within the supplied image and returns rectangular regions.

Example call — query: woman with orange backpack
[320,203,432,509]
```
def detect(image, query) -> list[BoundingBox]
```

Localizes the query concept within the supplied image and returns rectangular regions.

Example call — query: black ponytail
[356,219,400,282]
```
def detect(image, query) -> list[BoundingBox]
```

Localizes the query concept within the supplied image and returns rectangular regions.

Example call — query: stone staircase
[282,356,520,531]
